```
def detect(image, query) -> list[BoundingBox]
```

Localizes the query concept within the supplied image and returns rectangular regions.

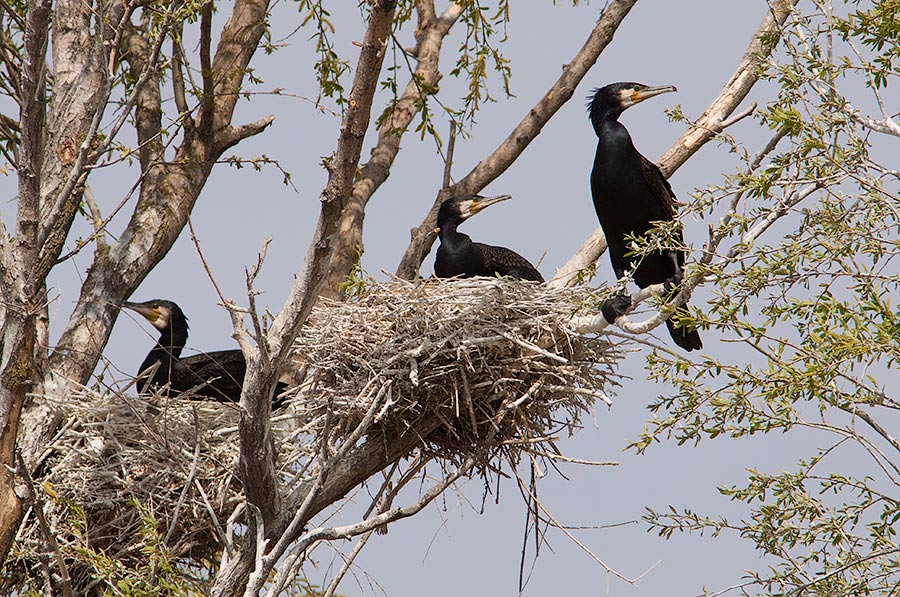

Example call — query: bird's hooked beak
[123,301,165,329]
[627,84,677,107]
[461,194,512,219]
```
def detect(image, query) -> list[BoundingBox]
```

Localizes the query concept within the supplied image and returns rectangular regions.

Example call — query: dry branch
[230,0,400,549]
[321,1,465,299]
[0,0,53,568]
[213,4,402,592]
[287,279,619,458]
[40,0,276,400]
[9,0,278,573]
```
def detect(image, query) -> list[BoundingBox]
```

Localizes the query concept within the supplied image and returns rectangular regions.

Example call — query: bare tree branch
[395,0,639,279]
[31,0,132,281]
[19,0,275,498]
[317,457,427,597]
[443,119,458,189]
[208,4,399,595]
[120,17,167,171]
[41,0,275,395]
[320,1,464,298]
[17,451,74,597]
[658,1,796,176]
[198,0,215,136]
[171,23,190,122]
[250,0,398,520]
[0,0,52,567]
[216,114,277,150]
[207,0,269,139]
[301,455,474,545]
[212,416,440,597]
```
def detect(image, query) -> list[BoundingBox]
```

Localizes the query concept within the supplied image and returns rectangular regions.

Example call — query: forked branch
[214,3,400,595]
[320,0,465,298]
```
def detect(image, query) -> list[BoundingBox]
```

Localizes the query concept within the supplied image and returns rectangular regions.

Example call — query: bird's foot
[601,293,632,325]
[663,271,684,294]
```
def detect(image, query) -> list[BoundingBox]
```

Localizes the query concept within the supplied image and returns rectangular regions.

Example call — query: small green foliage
[338,248,376,299]
[220,154,297,190]
[635,2,900,595]
[296,1,350,107]
[450,1,515,124]
[9,497,209,595]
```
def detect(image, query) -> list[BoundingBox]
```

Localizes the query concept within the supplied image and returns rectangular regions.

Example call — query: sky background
[16,1,820,595]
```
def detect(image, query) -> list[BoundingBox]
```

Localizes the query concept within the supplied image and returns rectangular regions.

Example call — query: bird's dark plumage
[588,82,702,351]
[434,194,544,282]
[123,299,287,407]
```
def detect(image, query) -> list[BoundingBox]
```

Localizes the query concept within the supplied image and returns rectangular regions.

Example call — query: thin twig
[442,119,457,189]
[16,451,74,597]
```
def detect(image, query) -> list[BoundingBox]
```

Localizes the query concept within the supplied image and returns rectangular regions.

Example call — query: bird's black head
[587,82,677,135]
[123,299,188,333]
[435,194,512,232]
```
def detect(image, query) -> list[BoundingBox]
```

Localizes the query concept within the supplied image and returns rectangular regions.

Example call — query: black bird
[123,299,288,407]
[434,194,544,282]
[588,82,702,351]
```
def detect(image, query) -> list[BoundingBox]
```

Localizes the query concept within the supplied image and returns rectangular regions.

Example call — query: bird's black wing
[177,349,246,401]
[473,242,544,282]
[179,350,290,407]
[640,155,677,220]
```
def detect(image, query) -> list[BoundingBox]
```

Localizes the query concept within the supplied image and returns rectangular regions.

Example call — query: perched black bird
[434,194,544,282]
[123,299,287,407]
[588,82,702,351]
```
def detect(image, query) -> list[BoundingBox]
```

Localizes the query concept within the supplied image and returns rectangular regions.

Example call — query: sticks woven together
[288,278,621,456]
[7,278,624,592]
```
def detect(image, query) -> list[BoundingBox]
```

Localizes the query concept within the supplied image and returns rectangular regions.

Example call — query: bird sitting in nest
[434,194,544,282]
[587,82,702,351]
[123,299,288,408]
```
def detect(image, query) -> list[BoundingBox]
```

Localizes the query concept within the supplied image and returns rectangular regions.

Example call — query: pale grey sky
[44,1,800,595]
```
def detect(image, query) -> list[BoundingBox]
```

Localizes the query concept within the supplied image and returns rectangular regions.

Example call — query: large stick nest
[9,278,623,589]
[288,278,622,460]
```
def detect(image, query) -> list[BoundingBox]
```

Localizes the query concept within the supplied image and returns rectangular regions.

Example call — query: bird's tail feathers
[666,305,702,352]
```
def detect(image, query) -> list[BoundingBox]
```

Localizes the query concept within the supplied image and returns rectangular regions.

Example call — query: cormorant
[434,194,544,282]
[123,299,288,407]
[587,82,702,351]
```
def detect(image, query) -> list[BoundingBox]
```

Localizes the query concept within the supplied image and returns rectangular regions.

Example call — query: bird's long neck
[137,326,187,392]
[132,308,188,393]
[595,112,637,163]
[146,325,187,369]
[591,106,623,138]
[438,217,472,252]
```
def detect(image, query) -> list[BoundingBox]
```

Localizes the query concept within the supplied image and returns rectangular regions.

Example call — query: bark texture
[3,0,276,569]
[320,2,464,298]
[212,2,400,594]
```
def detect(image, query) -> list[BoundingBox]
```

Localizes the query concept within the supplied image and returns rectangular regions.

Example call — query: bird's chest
[591,145,653,234]
[435,235,478,277]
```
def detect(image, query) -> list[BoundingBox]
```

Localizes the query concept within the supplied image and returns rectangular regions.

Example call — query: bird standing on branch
[123,299,288,407]
[587,82,702,351]
[434,194,545,282]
